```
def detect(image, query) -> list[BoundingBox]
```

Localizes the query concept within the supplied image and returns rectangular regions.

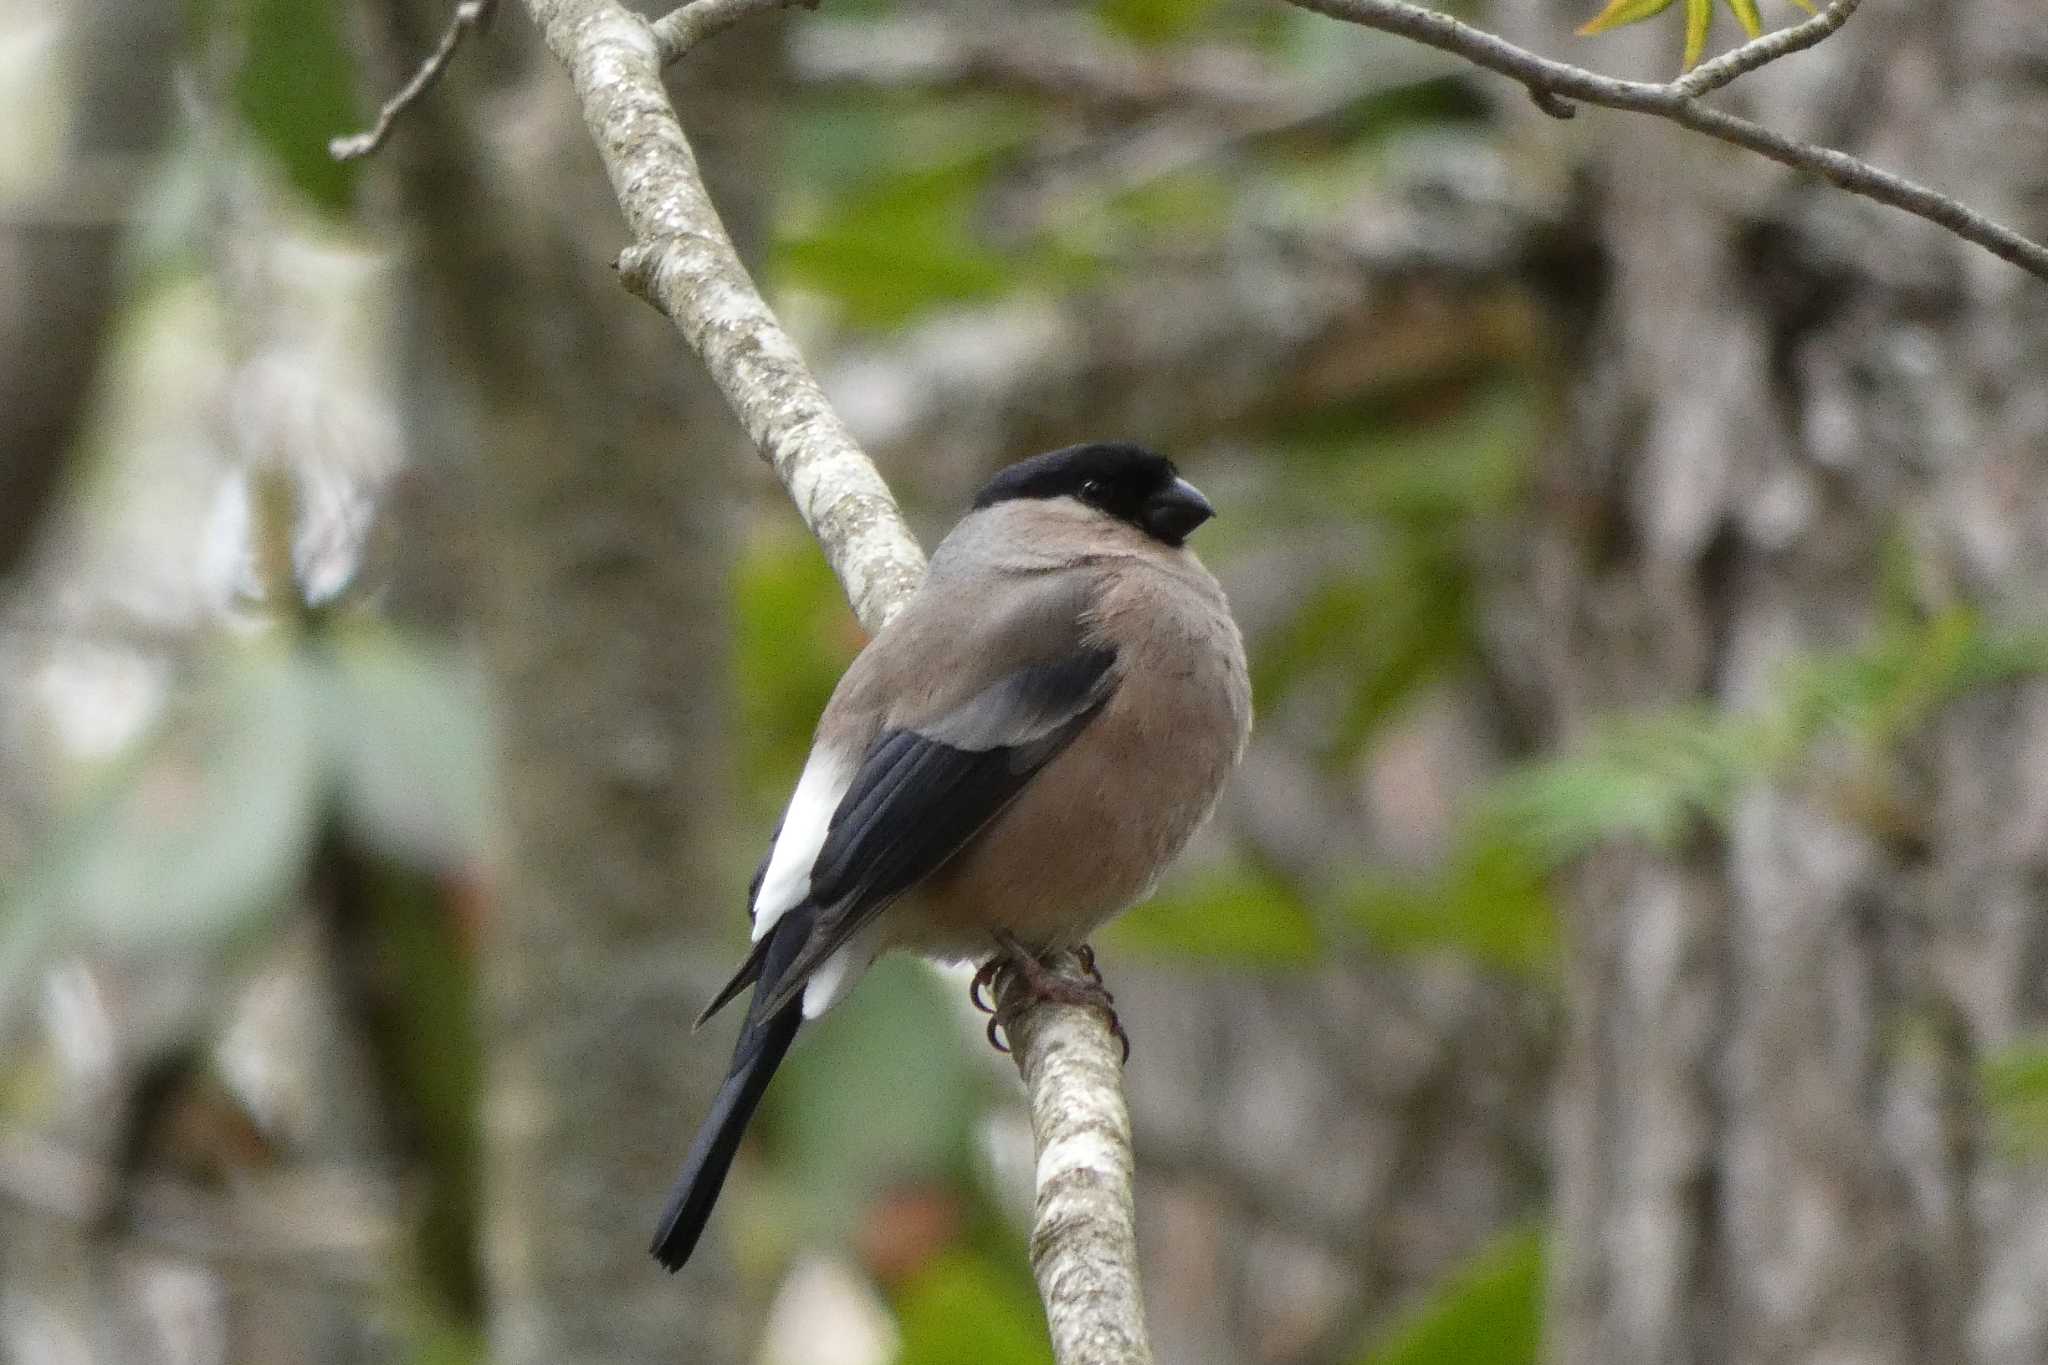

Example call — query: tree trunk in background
[373,6,784,1360]
[1485,2,2048,1361]
[0,0,175,582]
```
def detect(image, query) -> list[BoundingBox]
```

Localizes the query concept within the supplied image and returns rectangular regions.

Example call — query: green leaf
[1682,0,1714,69]
[772,958,983,1229]
[318,626,496,871]
[1576,0,1678,36]
[1347,839,1559,977]
[1982,1038,2048,1158]
[1724,0,1765,38]
[1484,706,1758,864]
[896,1251,1054,1365]
[234,0,360,214]
[1250,545,1473,765]
[1097,0,1228,46]
[1774,611,2048,752]
[1579,0,1782,66]
[733,529,864,812]
[1355,1225,1545,1365]
[363,862,486,1319]
[776,155,1014,327]
[1107,863,1320,964]
[1482,612,2048,865]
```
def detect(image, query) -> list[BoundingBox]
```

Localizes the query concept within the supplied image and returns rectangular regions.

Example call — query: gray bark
[369,3,785,1359]
[1000,952,1155,1365]
[1484,3,2048,1362]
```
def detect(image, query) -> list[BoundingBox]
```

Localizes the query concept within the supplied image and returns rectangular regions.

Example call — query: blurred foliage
[779,152,1025,328]
[771,16,1483,329]
[1488,705,1750,863]
[1347,838,1555,978]
[0,617,493,1338]
[1354,1224,1544,1365]
[40,642,321,953]
[1339,605,2048,978]
[895,1251,1054,1365]
[734,527,866,813]
[1982,1038,2048,1159]
[230,0,360,212]
[1489,611,2048,865]
[0,620,492,1022]
[1108,862,1320,963]
[772,957,986,1229]
[1259,382,1536,768]
[365,859,487,1317]
[1097,0,1229,46]
[773,98,1082,328]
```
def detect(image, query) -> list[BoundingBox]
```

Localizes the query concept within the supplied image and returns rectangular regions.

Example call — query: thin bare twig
[649,0,816,67]
[1674,0,1862,98]
[330,0,497,161]
[1285,0,2048,283]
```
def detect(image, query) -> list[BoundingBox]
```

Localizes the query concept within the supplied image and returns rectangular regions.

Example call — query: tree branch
[1672,0,1861,99]
[524,0,924,632]
[649,0,815,67]
[1285,0,2048,283]
[515,4,1154,1358]
[331,0,496,161]
[999,954,1154,1365]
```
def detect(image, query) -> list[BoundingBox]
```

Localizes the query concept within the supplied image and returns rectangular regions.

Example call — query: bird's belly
[885,661,1244,962]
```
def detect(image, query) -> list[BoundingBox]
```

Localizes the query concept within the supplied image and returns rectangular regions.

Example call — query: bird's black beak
[1141,477,1214,546]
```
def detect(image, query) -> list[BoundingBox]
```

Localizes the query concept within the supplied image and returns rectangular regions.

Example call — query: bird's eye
[1080,480,1104,503]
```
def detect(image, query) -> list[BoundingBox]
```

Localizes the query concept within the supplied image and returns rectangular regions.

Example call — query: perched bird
[652,441,1251,1271]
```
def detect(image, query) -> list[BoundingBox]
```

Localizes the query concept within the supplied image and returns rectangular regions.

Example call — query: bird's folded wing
[739,644,1119,1021]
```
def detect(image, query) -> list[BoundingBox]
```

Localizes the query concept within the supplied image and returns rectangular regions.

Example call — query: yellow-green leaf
[1577,0,1677,36]
[1683,0,1713,67]
[1724,0,1764,38]
[1354,1226,1545,1365]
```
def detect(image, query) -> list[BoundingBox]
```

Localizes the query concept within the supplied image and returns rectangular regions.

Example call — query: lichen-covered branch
[523,0,924,631]
[1286,0,2048,283]
[517,3,1154,1357]
[999,955,1154,1365]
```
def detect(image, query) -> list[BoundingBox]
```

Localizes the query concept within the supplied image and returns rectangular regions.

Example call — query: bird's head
[972,443,1215,547]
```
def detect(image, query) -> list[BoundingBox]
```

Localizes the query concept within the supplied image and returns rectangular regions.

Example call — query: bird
[651,441,1252,1272]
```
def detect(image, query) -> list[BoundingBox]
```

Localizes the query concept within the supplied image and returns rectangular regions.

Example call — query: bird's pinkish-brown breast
[890,552,1250,961]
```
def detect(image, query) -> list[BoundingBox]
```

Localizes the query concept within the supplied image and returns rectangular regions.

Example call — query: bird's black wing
[745,644,1119,1020]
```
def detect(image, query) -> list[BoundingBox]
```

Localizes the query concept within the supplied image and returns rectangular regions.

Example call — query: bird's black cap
[973,443,1214,546]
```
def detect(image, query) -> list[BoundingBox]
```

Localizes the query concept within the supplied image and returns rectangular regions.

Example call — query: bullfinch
[652,442,1251,1271]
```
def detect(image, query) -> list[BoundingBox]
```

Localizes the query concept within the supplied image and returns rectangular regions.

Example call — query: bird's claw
[969,956,1004,1015]
[970,935,1128,1063]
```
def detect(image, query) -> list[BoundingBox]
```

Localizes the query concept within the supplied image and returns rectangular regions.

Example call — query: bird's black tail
[650,913,809,1271]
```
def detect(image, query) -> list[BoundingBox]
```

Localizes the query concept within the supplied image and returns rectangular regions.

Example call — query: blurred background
[3,0,2047,1362]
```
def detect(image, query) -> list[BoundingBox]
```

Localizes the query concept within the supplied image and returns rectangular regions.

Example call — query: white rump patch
[802,920,885,1019]
[753,747,853,942]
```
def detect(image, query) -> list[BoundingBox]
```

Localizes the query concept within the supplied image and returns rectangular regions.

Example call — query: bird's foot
[972,932,1128,1063]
